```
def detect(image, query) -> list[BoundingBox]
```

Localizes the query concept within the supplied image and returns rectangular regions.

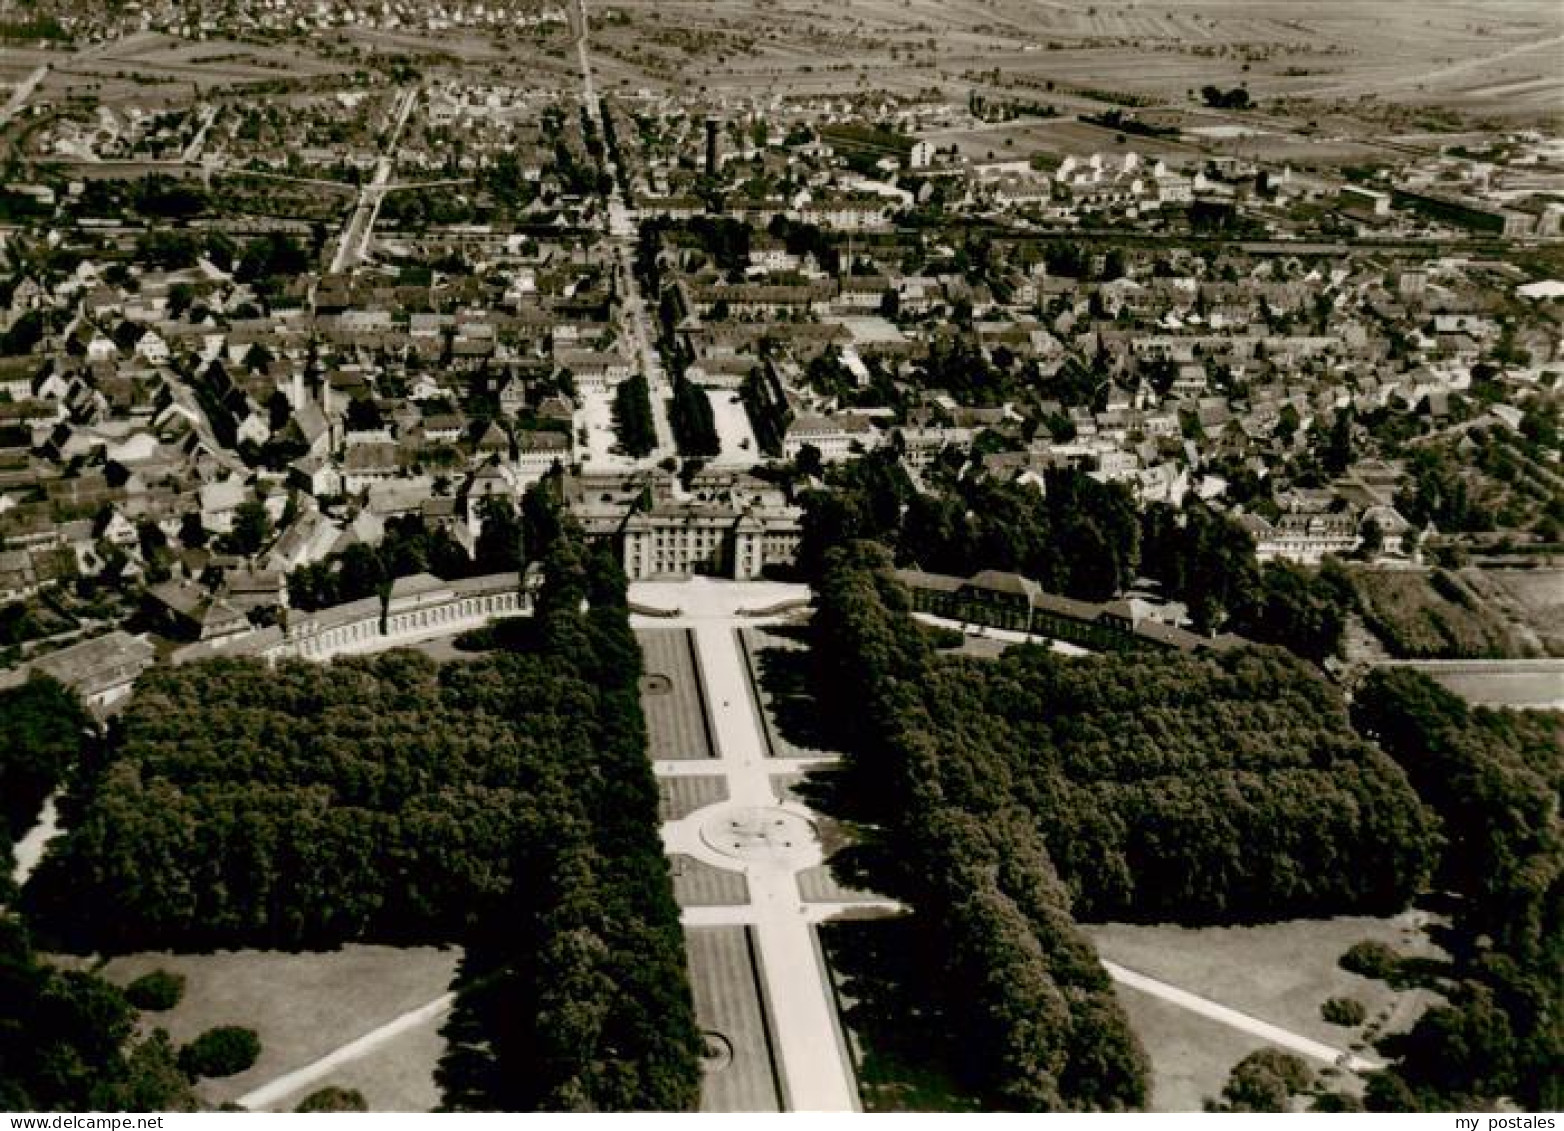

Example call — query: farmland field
[591,0,1561,126]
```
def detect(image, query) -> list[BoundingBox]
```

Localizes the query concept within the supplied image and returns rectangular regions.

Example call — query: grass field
[1353,568,1534,659]
[1108,982,1282,1113]
[1084,911,1447,1110]
[685,926,783,1112]
[638,628,714,760]
[1470,569,1564,657]
[659,774,729,822]
[94,945,459,1111]
[818,918,981,1113]
[671,854,751,907]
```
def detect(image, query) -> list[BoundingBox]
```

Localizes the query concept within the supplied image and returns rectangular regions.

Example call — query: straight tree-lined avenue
[634,580,876,1112]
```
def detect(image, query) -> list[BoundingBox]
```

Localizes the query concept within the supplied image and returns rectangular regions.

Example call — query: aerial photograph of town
[0,0,1558,1118]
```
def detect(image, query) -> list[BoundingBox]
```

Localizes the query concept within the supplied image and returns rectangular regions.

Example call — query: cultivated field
[638,627,714,760]
[95,945,459,1111]
[685,926,784,1112]
[593,0,1560,126]
[31,33,349,110]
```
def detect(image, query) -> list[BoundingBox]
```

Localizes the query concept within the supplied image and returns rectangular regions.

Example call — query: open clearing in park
[1083,911,1447,1109]
[94,945,459,1111]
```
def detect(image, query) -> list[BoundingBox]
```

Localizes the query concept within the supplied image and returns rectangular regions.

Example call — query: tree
[228,499,273,557]
[669,376,719,458]
[1322,997,1368,1026]
[178,1027,261,1079]
[1359,517,1385,560]
[124,970,185,1012]
[296,1087,368,1112]
[1213,1048,1314,1111]
[178,513,208,550]
[611,375,656,458]
[0,675,89,841]
[475,495,524,573]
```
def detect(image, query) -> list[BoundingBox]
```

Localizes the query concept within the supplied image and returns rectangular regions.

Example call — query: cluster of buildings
[0,56,1558,695]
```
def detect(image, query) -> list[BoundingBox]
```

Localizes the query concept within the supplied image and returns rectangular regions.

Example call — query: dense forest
[812,543,1150,1110]
[437,534,701,1110]
[1351,671,1561,1112]
[809,543,1439,1108]
[22,514,701,1110]
[801,451,1357,660]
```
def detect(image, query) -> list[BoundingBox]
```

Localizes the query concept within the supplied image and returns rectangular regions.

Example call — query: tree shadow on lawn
[752,643,836,753]
[819,918,981,1112]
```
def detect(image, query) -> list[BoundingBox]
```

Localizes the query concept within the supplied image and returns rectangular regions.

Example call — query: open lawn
[660,774,728,822]
[1108,982,1285,1112]
[93,945,459,1111]
[638,627,714,760]
[1083,911,1447,1109]
[268,1015,447,1113]
[685,926,783,1112]
[671,854,751,908]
